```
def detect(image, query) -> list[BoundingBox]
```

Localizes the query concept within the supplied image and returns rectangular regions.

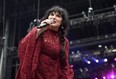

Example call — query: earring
[61,26,64,30]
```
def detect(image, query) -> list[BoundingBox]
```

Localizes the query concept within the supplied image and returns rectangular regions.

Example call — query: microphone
[37,19,53,28]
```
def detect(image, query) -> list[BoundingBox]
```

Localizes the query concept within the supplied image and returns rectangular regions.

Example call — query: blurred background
[0,0,116,79]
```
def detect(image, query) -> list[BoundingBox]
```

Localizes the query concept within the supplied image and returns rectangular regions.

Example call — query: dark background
[0,0,116,79]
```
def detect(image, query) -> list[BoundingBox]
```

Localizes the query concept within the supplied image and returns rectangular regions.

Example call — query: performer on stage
[15,5,74,79]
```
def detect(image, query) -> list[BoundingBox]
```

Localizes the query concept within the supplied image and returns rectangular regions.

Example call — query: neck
[49,26,59,31]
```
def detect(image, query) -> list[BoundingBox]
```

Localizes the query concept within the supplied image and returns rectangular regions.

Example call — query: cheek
[58,19,62,25]
[57,21,62,27]
[58,21,62,24]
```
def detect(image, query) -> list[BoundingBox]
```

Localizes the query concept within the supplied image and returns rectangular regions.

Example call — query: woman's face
[48,12,63,31]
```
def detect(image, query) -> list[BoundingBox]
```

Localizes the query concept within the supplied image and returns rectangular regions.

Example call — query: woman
[15,6,74,79]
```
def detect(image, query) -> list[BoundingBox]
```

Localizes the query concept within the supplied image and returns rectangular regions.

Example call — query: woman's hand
[36,19,53,38]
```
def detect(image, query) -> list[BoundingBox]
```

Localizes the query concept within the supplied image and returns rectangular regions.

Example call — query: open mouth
[52,20,56,24]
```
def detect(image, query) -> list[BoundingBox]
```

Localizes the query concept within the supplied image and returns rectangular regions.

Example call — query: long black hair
[41,6,69,66]
[41,5,69,36]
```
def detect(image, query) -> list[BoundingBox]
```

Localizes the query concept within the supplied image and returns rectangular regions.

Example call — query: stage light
[111,74,115,78]
[92,57,99,63]
[82,58,91,64]
[95,77,98,79]
[104,45,109,52]
[87,60,91,64]
[71,51,74,54]
[104,58,108,62]
[102,76,106,79]
[88,7,93,13]
[70,65,73,68]
[98,45,102,48]
[112,49,116,52]
[114,58,116,61]
[95,59,99,63]
[107,72,116,79]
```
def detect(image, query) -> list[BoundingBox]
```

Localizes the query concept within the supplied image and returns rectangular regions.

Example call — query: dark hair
[41,6,69,66]
[41,5,69,36]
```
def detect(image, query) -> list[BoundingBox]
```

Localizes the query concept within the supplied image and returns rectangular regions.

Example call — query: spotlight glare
[111,75,115,78]
[103,76,106,79]
[70,65,73,68]
[87,61,91,64]
[107,72,116,79]
[98,45,102,48]
[104,58,108,62]
[114,58,116,61]
[95,59,99,63]
[95,77,98,79]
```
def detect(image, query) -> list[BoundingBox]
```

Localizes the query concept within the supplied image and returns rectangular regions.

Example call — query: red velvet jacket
[15,27,74,79]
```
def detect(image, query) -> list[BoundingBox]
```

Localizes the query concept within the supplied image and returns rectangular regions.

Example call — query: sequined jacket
[15,27,74,79]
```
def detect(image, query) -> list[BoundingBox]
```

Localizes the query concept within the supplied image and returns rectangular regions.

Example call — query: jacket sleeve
[16,27,38,79]
[60,38,74,79]
[18,36,28,65]
[18,27,37,65]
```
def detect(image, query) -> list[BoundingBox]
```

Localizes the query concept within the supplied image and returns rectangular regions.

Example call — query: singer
[15,5,74,79]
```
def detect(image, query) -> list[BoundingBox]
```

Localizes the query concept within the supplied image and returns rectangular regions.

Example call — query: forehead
[50,11,62,15]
